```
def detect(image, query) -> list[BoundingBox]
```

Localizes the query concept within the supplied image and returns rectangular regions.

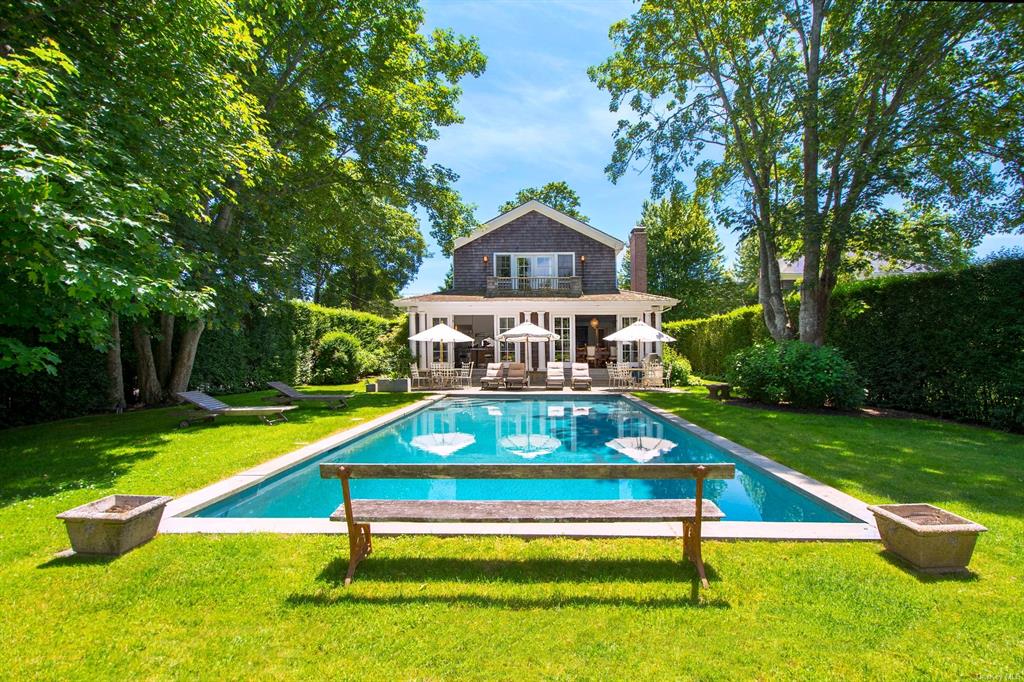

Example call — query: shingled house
[393,200,678,371]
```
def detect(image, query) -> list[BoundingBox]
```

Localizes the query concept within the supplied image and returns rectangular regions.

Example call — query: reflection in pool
[193,396,853,523]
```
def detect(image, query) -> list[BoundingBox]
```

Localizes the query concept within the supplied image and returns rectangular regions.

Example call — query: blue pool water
[194,396,852,522]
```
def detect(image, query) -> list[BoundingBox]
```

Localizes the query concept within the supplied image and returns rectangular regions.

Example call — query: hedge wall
[827,260,1024,431]
[665,258,1024,431]
[0,300,404,428]
[189,301,404,391]
[663,305,773,379]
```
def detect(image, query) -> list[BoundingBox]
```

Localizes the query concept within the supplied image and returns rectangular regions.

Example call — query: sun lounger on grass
[266,381,352,409]
[176,390,296,427]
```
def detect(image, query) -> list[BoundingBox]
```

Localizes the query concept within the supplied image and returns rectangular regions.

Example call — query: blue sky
[405,0,1023,296]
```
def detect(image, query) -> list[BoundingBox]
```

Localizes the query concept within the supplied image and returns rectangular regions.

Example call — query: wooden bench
[705,383,732,400]
[319,462,736,588]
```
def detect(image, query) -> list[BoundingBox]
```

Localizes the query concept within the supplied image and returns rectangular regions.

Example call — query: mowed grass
[0,387,1022,680]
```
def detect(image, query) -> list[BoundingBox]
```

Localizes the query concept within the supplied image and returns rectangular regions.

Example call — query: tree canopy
[498,181,589,222]
[592,0,1024,343]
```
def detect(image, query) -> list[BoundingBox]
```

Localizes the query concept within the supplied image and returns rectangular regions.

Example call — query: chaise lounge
[570,363,592,390]
[479,362,506,390]
[545,362,565,390]
[504,362,529,390]
[266,381,352,409]
[176,390,296,427]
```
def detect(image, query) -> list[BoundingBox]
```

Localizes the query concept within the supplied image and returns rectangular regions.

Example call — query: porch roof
[392,290,679,307]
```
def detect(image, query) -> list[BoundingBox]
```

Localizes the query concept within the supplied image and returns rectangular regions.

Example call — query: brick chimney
[629,226,647,293]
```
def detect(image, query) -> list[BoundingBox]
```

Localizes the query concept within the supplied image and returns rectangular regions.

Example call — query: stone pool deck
[160,391,880,542]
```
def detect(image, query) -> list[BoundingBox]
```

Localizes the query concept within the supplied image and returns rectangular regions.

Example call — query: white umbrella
[605,436,677,463]
[408,322,474,343]
[496,321,559,343]
[499,434,561,459]
[603,320,676,343]
[496,322,559,371]
[411,432,476,458]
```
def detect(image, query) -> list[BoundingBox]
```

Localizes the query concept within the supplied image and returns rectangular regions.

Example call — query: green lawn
[1,388,1022,680]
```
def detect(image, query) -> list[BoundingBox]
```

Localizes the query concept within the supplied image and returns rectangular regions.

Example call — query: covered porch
[395,293,678,372]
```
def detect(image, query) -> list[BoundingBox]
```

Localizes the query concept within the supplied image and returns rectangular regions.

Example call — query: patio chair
[456,362,474,388]
[479,363,505,390]
[504,363,529,390]
[642,364,665,388]
[409,365,433,390]
[570,363,592,391]
[608,363,630,389]
[545,362,565,390]
[176,390,296,427]
[266,381,352,409]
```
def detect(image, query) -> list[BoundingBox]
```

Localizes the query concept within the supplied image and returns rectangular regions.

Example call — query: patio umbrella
[605,436,677,463]
[603,320,676,362]
[496,321,559,371]
[408,323,472,366]
[499,434,562,459]
[408,322,474,343]
[411,432,476,458]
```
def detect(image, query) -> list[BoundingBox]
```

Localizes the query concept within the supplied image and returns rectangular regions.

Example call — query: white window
[498,316,516,361]
[620,316,638,362]
[496,254,512,278]
[494,253,575,279]
[552,316,571,361]
[432,317,448,362]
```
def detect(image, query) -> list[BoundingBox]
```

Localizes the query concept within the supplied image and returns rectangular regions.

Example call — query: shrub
[310,331,363,385]
[662,346,693,387]
[726,341,864,409]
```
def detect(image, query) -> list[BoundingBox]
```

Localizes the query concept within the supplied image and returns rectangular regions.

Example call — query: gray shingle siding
[451,211,618,294]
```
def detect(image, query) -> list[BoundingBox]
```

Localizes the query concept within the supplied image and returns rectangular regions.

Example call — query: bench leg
[344,522,372,587]
[683,522,710,588]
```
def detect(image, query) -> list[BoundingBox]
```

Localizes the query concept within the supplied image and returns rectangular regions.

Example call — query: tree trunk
[132,322,164,405]
[156,312,175,385]
[105,312,126,412]
[167,318,206,396]
[797,0,826,346]
[754,205,792,340]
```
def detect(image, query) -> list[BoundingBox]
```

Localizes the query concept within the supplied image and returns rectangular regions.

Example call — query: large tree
[592,0,1024,344]
[0,2,268,401]
[499,181,589,222]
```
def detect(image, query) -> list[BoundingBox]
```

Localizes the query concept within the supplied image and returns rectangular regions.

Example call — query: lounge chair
[176,390,296,427]
[504,363,529,390]
[570,363,592,390]
[266,381,352,409]
[545,362,565,390]
[479,362,505,390]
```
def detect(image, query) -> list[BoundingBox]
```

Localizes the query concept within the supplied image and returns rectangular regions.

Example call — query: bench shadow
[283,556,729,609]
[36,551,118,569]
[877,550,981,583]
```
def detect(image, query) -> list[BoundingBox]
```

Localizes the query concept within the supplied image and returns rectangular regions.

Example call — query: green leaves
[498,182,588,221]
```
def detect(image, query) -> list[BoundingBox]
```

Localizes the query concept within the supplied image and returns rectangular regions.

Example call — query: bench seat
[331,498,725,524]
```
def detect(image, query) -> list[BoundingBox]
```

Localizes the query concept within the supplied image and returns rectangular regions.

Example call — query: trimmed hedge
[666,258,1024,431]
[664,305,772,379]
[827,260,1024,431]
[190,300,404,391]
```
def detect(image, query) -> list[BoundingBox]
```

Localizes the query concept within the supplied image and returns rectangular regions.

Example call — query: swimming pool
[192,396,854,523]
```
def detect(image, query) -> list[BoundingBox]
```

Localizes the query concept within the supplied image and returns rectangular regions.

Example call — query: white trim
[454,200,625,253]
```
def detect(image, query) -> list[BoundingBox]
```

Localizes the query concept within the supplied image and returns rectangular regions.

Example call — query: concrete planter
[869,503,987,573]
[375,378,411,393]
[57,494,172,556]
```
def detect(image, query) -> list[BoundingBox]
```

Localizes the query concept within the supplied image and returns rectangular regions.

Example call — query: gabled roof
[453,200,625,254]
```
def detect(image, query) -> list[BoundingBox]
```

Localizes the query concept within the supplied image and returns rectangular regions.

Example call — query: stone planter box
[374,378,411,393]
[868,503,987,573]
[57,494,172,556]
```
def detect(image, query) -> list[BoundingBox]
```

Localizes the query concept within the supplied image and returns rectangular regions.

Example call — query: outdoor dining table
[430,365,458,388]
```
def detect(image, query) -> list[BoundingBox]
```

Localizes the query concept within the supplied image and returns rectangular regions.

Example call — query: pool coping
[160,391,879,542]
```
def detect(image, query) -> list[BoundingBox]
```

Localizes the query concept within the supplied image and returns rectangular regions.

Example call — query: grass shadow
[877,550,982,583]
[285,591,728,610]
[36,551,119,569]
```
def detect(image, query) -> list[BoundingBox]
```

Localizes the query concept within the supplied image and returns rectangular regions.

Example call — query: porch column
[654,311,663,356]
[408,311,417,364]
[419,312,429,369]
